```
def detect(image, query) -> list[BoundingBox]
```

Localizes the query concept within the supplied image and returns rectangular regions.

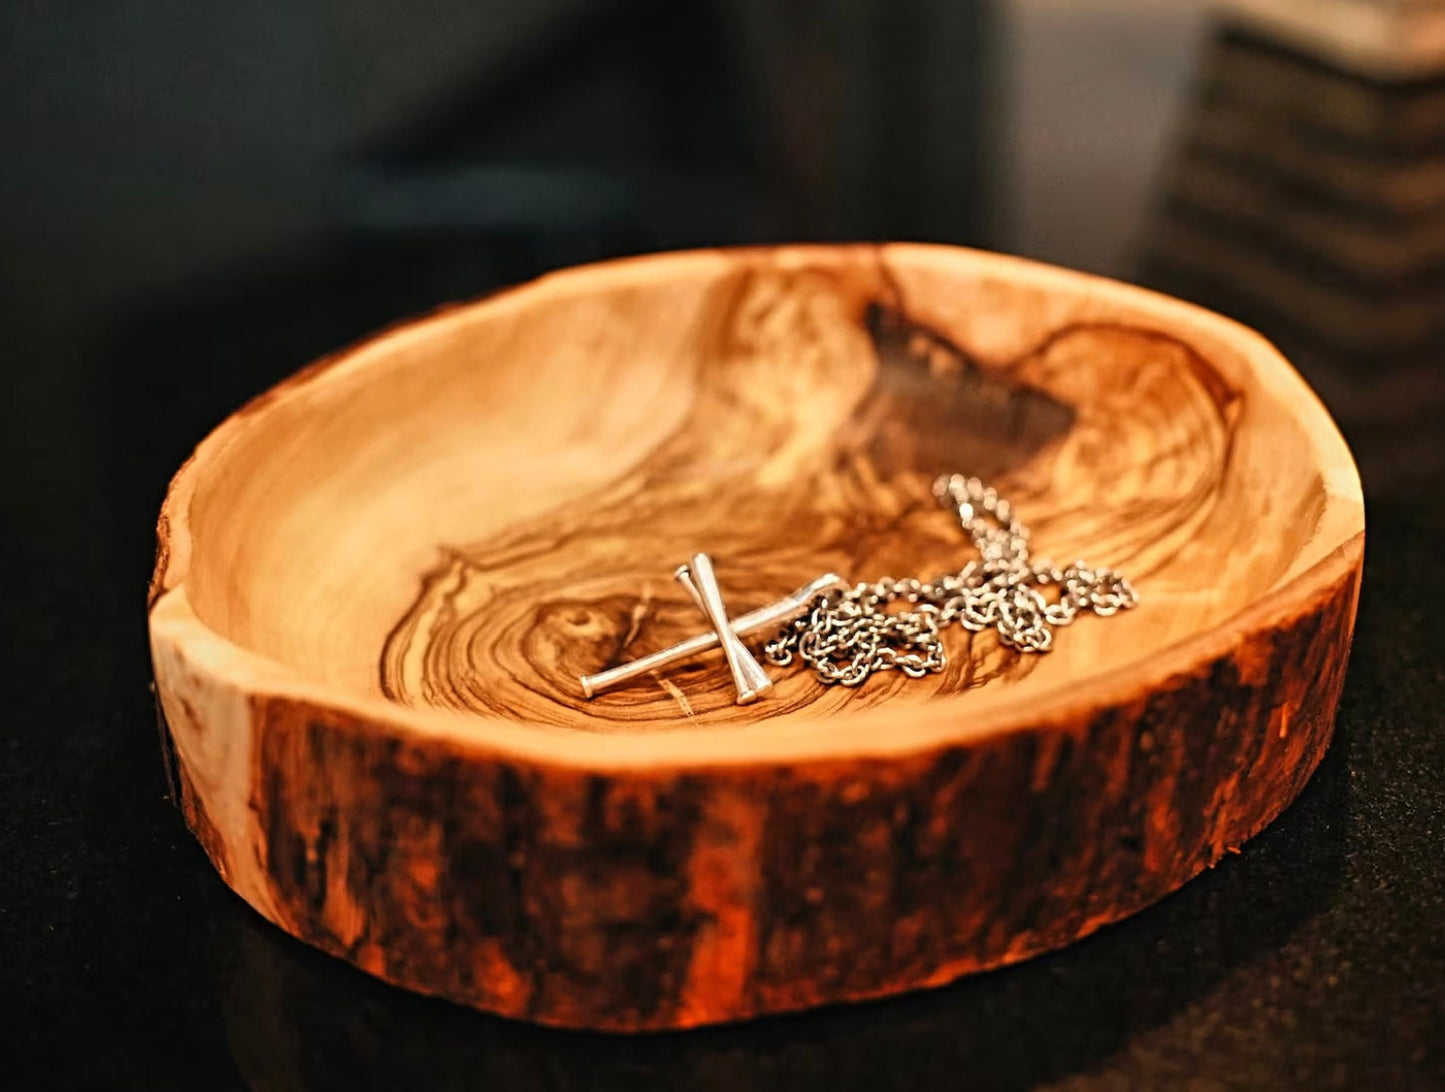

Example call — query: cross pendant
[579,557,844,704]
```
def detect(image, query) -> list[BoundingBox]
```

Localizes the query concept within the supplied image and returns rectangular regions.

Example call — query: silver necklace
[579,474,1138,705]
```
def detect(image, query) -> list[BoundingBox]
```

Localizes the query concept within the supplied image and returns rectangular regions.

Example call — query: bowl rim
[147,242,1365,772]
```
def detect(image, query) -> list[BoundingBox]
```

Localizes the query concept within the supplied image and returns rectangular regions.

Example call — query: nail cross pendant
[674,554,775,703]
[579,558,845,704]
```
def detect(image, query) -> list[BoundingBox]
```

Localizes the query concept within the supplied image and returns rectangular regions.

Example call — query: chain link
[762,474,1139,687]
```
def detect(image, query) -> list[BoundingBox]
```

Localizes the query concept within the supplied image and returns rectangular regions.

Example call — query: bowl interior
[178,246,1358,731]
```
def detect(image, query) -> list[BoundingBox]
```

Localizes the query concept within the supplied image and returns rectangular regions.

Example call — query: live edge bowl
[148,244,1364,1031]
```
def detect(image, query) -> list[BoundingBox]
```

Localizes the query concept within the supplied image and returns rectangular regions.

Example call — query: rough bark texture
[149,244,1365,1029]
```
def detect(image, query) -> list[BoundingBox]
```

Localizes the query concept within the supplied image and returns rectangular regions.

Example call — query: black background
[3,4,1443,1088]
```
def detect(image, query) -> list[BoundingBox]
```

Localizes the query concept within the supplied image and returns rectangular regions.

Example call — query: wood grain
[148,244,1364,1029]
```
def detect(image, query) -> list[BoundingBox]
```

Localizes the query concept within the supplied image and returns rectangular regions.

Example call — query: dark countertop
[4,15,1444,1091]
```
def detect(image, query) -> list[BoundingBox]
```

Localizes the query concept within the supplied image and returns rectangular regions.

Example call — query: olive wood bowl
[149,244,1364,1030]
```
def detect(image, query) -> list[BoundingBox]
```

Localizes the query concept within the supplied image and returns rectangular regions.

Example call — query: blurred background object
[999,0,1208,275]
[3,2,1443,1088]
[0,0,993,364]
[1142,7,1445,491]
[1220,0,1445,78]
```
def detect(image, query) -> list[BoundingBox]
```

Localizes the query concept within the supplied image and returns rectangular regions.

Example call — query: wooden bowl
[149,245,1364,1031]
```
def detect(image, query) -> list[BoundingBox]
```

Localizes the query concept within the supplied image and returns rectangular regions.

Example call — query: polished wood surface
[148,244,1364,1029]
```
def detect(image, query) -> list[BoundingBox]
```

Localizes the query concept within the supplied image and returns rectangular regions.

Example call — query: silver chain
[762,474,1139,688]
